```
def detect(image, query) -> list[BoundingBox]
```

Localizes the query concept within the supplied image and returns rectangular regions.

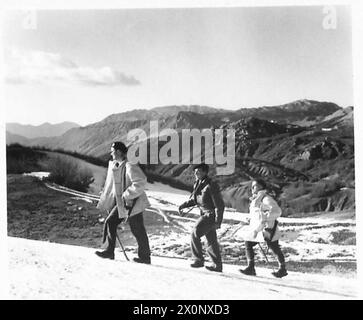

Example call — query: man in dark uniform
[178,164,224,272]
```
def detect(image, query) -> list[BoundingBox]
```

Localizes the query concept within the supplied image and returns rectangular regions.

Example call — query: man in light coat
[95,141,151,264]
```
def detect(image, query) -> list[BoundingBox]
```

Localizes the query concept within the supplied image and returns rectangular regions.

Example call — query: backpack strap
[271,219,278,237]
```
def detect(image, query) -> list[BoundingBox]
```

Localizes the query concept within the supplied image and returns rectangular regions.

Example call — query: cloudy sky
[2,5,353,126]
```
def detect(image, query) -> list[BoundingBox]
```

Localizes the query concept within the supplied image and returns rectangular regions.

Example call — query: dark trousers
[191,214,222,267]
[102,209,150,260]
[245,240,285,267]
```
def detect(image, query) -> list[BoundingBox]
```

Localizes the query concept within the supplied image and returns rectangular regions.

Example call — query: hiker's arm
[254,217,266,233]
[209,182,225,226]
[122,163,147,200]
[179,197,196,209]
[261,196,282,221]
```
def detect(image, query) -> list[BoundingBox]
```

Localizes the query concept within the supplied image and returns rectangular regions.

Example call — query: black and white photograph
[1,0,362,302]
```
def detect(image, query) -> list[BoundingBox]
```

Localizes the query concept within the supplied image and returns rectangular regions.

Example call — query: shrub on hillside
[288,160,313,173]
[34,146,108,167]
[46,156,94,192]
[282,181,311,200]
[6,144,47,174]
[310,179,345,198]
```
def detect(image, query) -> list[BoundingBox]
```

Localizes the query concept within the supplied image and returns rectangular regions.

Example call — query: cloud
[4,49,141,86]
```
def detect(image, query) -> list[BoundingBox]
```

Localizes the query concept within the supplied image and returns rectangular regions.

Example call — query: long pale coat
[97,160,150,219]
[236,190,282,242]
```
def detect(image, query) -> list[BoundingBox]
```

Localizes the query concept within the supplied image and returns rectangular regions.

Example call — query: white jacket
[97,160,150,218]
[238,190,282,242]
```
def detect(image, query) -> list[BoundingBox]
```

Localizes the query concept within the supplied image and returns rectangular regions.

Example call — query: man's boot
[205,264,223,273]
[272,265,288,278]
[95,250,115,260]
[239,262,256,276]
[190,260,204,268]
[133,257,151,265]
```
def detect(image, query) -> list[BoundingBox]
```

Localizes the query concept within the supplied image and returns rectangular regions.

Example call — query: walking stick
[116,229,129,261]
[258,243,276,272]
[179,206,195,216]
[229,222,246,237]
[107,206,130,261]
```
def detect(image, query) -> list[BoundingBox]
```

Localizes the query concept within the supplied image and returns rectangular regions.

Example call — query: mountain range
[6,121,80,139]
[6,99,355,214]
[5,100,348,154]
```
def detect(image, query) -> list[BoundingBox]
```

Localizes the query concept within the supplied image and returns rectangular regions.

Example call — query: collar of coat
[112,159,127,170]
[194,176,211,195]
[249,189,267,203]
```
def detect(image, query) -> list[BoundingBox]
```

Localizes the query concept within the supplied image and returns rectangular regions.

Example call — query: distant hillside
[6,121,80,139]
[101,105,231,123]
[316,106,354,129]
[18,111,224,156]
[237,100,341,125]
[6,131,30,146]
